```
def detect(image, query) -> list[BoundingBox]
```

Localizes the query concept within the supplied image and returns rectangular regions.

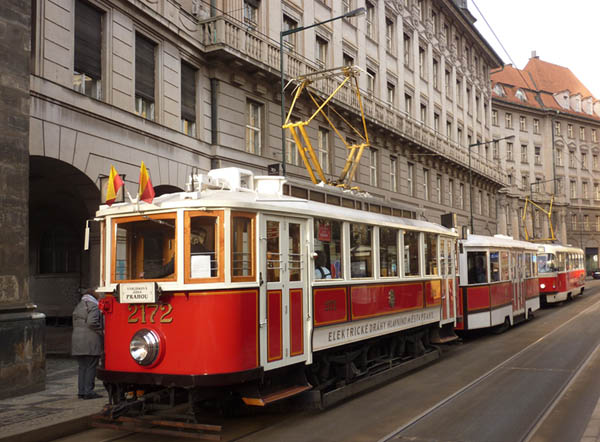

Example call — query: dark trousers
[76,355,99,396]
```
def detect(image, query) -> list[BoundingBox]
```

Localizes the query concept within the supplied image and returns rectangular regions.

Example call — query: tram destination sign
[120,282,156,304]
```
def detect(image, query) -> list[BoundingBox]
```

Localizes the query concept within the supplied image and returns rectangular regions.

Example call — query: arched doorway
[29,156,100,353]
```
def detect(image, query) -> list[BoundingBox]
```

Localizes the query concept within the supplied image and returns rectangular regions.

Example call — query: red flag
[105,165,124,206]
[138,161,155,203]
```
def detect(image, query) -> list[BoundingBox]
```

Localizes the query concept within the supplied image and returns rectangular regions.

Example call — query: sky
[468,0,600,98]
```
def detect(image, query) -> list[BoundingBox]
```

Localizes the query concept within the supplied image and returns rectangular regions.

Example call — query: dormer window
[515,89,527,102]
[493,83,505,97]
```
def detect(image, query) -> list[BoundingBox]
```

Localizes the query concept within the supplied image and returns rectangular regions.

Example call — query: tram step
[242,384,312,406]
[430,323,459,344]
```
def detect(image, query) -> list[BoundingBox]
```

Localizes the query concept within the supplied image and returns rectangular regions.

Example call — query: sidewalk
[0,357,105,442]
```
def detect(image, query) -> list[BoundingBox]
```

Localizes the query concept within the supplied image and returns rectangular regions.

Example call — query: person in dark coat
[72,287,103,399]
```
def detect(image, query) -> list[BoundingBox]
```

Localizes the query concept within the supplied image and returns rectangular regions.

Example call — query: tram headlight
[540,283,546,289]
[129,329,160,366]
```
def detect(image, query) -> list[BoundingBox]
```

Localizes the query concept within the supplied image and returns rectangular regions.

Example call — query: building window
[420,103,427,124]
[315,36,328,68]
[387,82,395,106]
[505,112,512,129]
[366,1,376,39]
[570,180,577,199]
[594,154,599,169]
[405,93,412,115]
[448,179,454,207]
[521,144,528,163]
[466,87,471,113]
[492,109,498,126]
[342,0,351,14]
[367,69,376,96]
[369,148,378,186]
[318,128,330,173]
[556,148,563,166]
[519,116,526,131]
[593,129,598,143]
[585,215,590,231]
[534,146,541,165]
[73,1,102,99]
[181,61,197,136]
[569,151,576,168]
[580,127,586,140]
[445,69,451,97]
[419,46,426,78]
[456,78,462,105]
[423,168,429,200]
[582,152,588,169]
[407,162,414,196]
[403,33,412,67]
[568,124,574,138]
[385,18,394,52]
[436,174,442,204]
[557,178,563,195]
[596,183,600,200]
[431,58,439,89]
[506,142,513,161]
[434,112,440,132]
[571,214,578,230]
[245,100,262,154]
[583,181,589,199]
[390,156,398,192]
[446,120,452,139]
[555,121,561,136]
[493,141,499,159]
[343,52,354,67]
[522,174,529,191]
[282,15,298,49]
[243,0,258,28]
[597,216,600,231]
[135,33,156,120]
[285,123,299,166]
[533,118,540,134]
[459,183,464,209]
[478,190,483,215]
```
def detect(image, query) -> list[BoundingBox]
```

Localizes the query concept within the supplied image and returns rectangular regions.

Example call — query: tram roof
[460,234,539,251]
[97,183,456,236]
[536,243,584,254]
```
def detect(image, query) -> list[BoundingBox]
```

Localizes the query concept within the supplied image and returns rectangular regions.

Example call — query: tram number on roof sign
[127,304,173,324]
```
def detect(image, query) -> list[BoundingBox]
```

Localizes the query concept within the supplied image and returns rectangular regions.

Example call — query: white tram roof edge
[96,168,456,236]
[535,243,584,254]
[460,234,539,251]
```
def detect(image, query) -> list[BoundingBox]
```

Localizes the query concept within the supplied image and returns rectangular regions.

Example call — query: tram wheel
[493,317,510,334]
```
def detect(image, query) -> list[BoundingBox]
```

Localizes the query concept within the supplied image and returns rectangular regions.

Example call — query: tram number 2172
[127,304,174,324]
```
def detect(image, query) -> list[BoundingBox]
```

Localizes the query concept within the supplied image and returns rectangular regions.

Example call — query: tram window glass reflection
[439,239,446,277]
[350,223,373,278]
[289,222,302,282]
[490,251,500,282]
[524,253,532,277]
[231,212,255,281]
[532,253,538,276]
[538,253,557,273]
[379,227,398,277]
[266,220,280,282]
[500,251,509,280]
[557,252,565,271]
[403,230,421,277]
[189,214,218,279]
[313,218,343,279]
[424,233,438,276]
[467,251,487,284]
[113,214,176,281]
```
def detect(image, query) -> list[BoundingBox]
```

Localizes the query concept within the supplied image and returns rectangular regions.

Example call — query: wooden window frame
[231,211,257,283]
[184,210,225,284]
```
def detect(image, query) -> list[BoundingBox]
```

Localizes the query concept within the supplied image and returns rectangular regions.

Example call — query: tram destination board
[119,282,156,303]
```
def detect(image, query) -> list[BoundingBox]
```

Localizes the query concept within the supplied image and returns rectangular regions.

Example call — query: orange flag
[105,165,124,206]
[138,161,155,203]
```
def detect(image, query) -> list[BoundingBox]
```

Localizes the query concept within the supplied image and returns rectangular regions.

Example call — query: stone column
[0,1,45,399]
[497,196,507,235]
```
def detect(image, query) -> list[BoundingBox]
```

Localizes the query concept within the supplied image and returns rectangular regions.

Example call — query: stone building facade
[491,55,600,272]
[4,0,507,386]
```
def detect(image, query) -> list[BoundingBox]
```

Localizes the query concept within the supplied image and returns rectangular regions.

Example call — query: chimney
[531,50,538,59]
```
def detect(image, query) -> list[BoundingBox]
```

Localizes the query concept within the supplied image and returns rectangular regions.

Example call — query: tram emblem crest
[388,290,396,308]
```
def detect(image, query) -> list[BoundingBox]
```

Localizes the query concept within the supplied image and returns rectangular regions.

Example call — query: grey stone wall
[0,0,45,397]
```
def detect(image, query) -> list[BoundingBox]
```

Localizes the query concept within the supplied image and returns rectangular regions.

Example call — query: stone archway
[29,156,100,354]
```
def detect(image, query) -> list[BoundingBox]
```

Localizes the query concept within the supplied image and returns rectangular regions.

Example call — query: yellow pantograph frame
[522,195,556,241]
[283,66,370,189]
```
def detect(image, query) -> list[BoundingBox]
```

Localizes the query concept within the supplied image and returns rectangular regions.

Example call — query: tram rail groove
[377,296,600,442]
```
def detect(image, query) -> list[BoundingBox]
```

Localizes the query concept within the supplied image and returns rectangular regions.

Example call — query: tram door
[261,216,309,371]
[440,238,456,323]
[512,251,525,313]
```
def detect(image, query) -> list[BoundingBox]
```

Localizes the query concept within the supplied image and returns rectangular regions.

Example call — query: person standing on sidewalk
[72,287,103,399]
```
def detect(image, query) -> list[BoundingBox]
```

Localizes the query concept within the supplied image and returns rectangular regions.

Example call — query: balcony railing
[197,15,506,186]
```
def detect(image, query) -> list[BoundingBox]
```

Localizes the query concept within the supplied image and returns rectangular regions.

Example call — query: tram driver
[468,253,487,284]
[314,250,332,280]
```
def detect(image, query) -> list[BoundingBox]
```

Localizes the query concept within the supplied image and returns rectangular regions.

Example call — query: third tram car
[94,168,459,413]
[456,234,540,331]
[537,244,585,305]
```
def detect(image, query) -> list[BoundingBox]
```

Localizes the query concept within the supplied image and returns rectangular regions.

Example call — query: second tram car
[456,234,540,331]
[94,168,459,412]
[537,244,585,305]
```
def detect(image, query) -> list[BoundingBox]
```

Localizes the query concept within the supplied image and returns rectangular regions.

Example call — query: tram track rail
[377,295,600,442]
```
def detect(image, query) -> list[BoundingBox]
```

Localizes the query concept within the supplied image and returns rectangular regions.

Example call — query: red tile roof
[524,57,593,98]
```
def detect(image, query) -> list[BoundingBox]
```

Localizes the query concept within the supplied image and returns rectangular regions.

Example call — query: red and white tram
[94,168,458,412]
[537,244,585,305]
[456,234,539,331]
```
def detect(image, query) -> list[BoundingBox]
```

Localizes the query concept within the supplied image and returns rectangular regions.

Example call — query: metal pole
[280,32,286,176]
[469,143,474,234]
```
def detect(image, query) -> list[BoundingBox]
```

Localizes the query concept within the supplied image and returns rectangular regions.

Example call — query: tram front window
[189,215,218,279]
[467,251,487,284]
[114,215,176,281]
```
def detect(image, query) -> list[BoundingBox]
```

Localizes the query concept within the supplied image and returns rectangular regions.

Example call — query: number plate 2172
[127,304,173,324]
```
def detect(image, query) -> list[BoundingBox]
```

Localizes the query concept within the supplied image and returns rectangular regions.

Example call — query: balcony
[196,14,506,186]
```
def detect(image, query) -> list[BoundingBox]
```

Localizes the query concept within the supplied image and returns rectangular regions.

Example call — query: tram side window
[403,230,421,277]
[114,215,176,281]
[467,251,487,284]
[500,251,509,281]
[314,218,343,279]
[557,252,565,271]
[524,253,532,278]
[188,214,219,279]
[350,223,373,278]
[490,251,500,282]
[231,212,255,281]
[424,233,438,276]
[379,227,398,277]
[288,222,302,282]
